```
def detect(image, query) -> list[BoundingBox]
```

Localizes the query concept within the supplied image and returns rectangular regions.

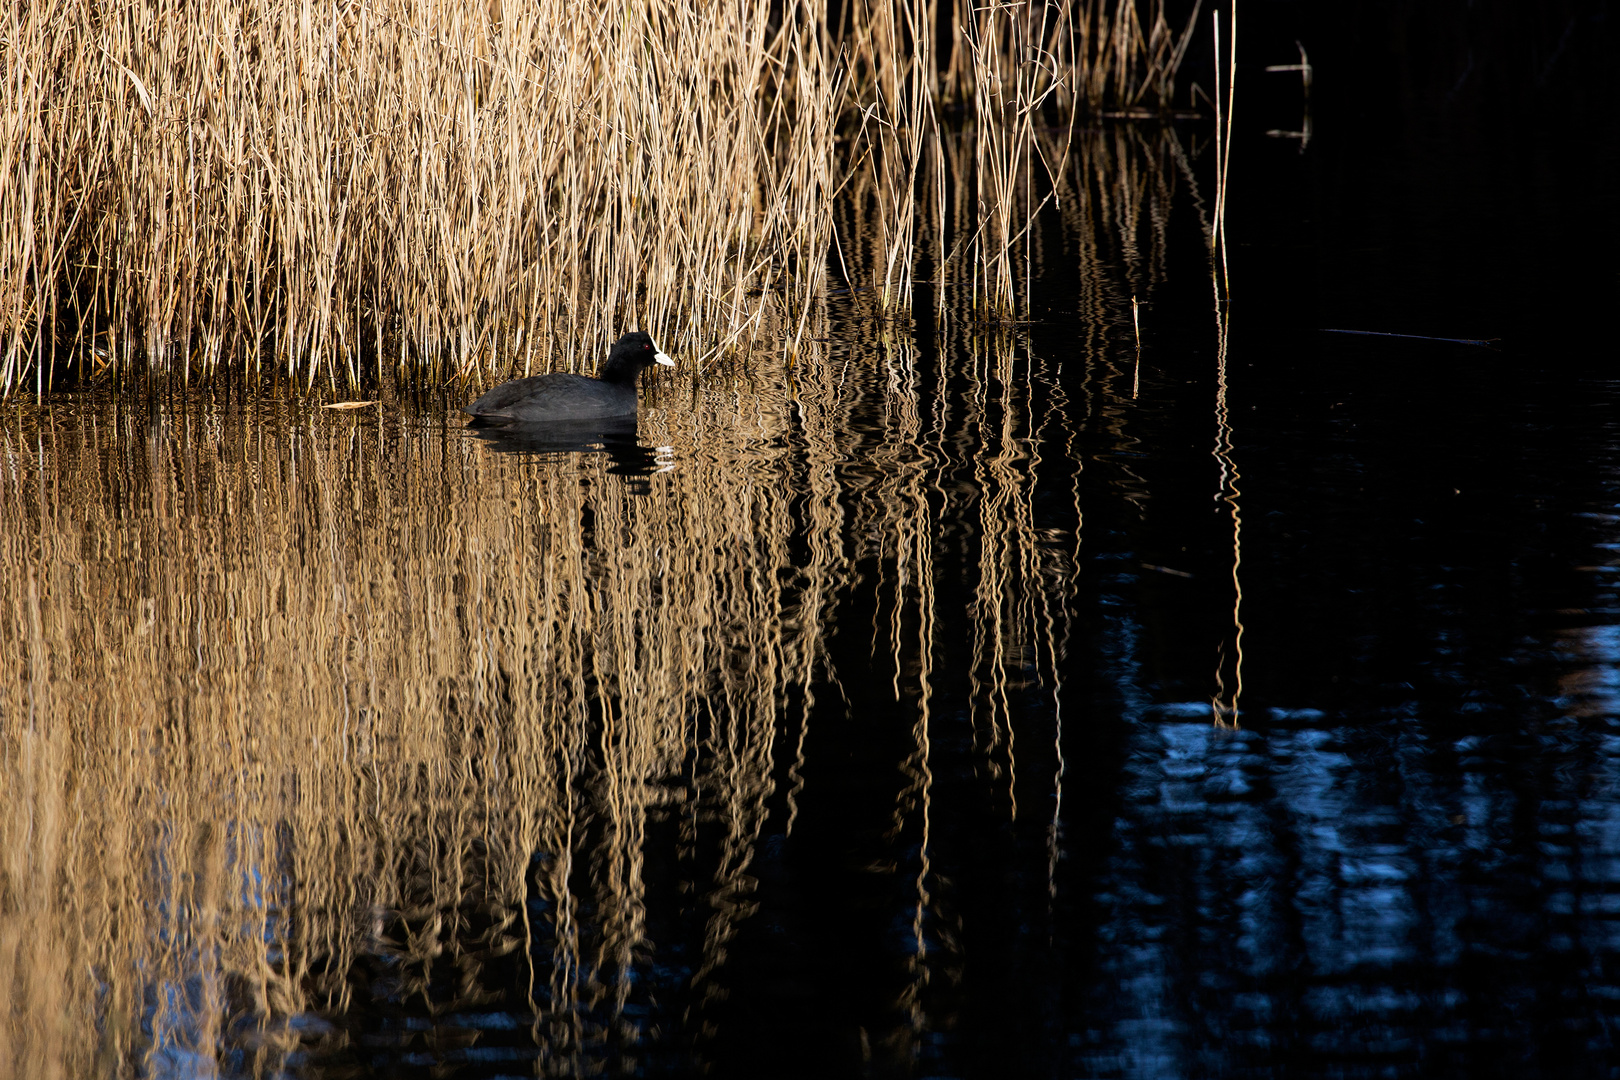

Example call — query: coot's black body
[464,332,674,424]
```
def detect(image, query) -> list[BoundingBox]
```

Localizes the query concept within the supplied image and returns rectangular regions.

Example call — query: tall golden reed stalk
[0,0,1203,395]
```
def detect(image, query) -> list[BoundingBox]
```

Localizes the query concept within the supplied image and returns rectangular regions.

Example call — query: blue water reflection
[1069,698,1620,1076]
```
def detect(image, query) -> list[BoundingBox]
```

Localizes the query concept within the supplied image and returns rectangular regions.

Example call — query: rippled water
[4,11,1619,1078]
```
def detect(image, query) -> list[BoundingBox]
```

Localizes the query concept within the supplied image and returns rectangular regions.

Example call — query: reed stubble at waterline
[0,0,1207,396]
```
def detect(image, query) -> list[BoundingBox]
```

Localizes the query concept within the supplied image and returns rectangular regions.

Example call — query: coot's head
[599,332,675,384]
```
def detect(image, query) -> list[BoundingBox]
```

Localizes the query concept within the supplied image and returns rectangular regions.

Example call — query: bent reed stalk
[1,0,1204,396]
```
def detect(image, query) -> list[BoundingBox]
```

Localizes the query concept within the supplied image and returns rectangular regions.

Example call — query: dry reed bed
[2,0,838,393]
[1,0,1203,395]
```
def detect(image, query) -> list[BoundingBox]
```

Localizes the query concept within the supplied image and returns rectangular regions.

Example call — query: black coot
[464,332,674,424]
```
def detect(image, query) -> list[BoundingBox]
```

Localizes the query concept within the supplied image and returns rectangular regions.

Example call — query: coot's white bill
[655,351,675,367]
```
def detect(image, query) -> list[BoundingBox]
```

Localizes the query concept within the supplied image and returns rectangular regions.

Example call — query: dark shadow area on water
[697,5,1620,1080]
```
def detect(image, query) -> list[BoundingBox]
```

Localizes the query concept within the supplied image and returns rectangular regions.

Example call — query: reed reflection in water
[0,370,843,1073]
[0,126,1186,1077]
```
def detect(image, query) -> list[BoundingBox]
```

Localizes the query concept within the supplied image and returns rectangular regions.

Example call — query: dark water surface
[5,6,1620,1079]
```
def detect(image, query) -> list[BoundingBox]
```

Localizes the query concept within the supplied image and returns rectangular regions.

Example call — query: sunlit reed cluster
[1,0,1203,395]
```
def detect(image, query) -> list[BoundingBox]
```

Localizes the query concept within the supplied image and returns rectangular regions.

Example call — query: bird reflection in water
[466,416,670,485]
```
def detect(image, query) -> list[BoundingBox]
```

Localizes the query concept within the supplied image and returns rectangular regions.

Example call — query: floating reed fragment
[1321,328,1502,348]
